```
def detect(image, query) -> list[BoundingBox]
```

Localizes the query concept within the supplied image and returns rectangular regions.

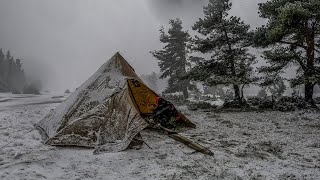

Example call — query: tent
[36,52,195,154]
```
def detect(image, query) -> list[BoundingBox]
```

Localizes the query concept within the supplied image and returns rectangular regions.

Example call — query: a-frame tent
[36,52,195,154]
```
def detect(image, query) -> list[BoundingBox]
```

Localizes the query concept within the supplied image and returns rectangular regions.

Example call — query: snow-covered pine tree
[254,0,320,103]
[187,0,256,104]
[151,18,192,99]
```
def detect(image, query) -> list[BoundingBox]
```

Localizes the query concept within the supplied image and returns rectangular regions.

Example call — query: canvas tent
[36,52,195,154]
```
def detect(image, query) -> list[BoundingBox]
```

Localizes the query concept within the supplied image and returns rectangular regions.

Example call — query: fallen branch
[160,126,214,156]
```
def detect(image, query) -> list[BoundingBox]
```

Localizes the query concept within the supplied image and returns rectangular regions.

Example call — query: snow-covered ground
[0,93,320,179]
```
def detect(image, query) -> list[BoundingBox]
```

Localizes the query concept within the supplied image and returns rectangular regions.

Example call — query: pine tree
[269,78,286,98]
[258,87,268,98]
[6,50,11,60]
[203,84,225,98]
[0,49,4,77]
[7,57,14,90]
[13,59,26,92]
[254,0,320,103]
[0,49,5,91]
[0,49,27,92]
[187,0,257,104]
[151,18,192,99]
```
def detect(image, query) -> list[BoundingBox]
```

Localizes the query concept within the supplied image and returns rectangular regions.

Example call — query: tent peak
[115,52,123,58]
[111,52,137,77]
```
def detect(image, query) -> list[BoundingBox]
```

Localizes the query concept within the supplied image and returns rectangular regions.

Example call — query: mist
[0,0,267,92]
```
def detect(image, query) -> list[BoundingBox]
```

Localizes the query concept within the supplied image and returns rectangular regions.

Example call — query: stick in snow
[160,126,214,156]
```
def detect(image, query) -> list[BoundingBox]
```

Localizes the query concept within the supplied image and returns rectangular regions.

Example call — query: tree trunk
[223,28,242,105]
[305,82,314,103]
[304,22,315,104]
[233,84,241,104]
[240,84,245,100]
[182,87,188,100]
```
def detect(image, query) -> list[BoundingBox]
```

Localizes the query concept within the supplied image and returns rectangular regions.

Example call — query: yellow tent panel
[127,78,158,115]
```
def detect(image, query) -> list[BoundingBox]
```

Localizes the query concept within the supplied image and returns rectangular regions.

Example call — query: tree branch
[279,40,320,54]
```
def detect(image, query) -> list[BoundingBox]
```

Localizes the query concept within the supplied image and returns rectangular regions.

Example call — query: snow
[188,97,224,107]
[1,93,320,179]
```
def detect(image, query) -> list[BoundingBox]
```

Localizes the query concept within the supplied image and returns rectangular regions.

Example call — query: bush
[247,96,263,106]
[274,96,307,111]
[11,89,22,94]
[258,97,275,109]
[247,96,313,111]
[223,100,241,108]
[222,99,250,109]
[23,84,40,95]
[187,101,217,110]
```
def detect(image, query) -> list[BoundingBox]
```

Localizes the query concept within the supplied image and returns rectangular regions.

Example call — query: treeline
[152,0,320,104]
[0,49,39,94]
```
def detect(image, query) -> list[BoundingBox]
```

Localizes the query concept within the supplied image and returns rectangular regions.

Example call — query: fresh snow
[1,93,320,179]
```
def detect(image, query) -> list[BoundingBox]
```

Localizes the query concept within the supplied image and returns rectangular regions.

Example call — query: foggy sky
[0,0,267,91]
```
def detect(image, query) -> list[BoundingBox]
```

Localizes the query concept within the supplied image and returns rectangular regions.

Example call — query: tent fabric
[127,79,159,115]
[35,52,194,153]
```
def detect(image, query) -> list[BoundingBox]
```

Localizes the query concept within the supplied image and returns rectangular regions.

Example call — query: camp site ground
[0,92,319,180]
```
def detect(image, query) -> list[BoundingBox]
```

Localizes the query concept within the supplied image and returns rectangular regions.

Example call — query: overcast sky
[0,0,267,91]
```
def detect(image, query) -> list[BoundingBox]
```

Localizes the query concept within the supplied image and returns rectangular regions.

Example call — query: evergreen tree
[0,49,27,92]
[203,84,225,98]
[258,87,268,98]
[7,57,14,90]
[0,49,4,77]
[254,0,320,103]
[0,49,5,90]
[151,18,192,99]
[269,78,286,98]
[0,49,4,68]
[187,0,257,104]
[6,50,11,60]
[15,59,22,70]
[13,59,26,92]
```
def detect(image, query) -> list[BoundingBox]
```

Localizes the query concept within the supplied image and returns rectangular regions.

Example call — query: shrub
[11,89,22,94]
[23,84,40,95]
[275,96,307,111]
[187,101,217,110]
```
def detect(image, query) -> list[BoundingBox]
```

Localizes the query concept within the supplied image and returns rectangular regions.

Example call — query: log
[177,112,196,128]
[160,126,214,156]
